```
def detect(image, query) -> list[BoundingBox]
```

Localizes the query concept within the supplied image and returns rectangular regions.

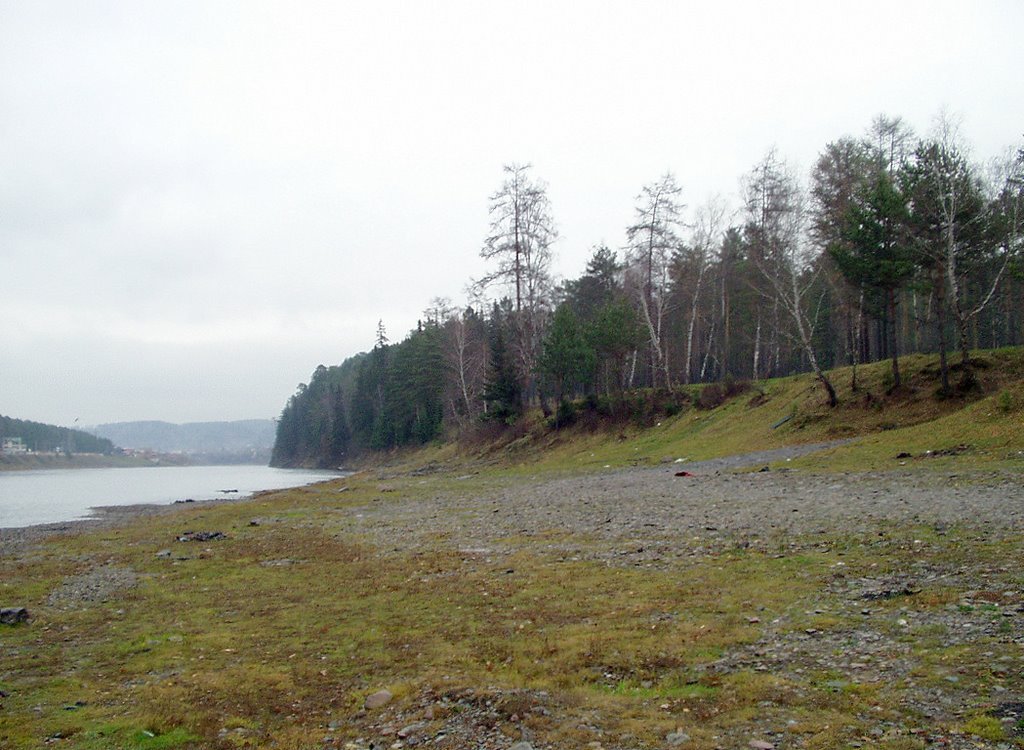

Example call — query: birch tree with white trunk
[625,173,684,389]
[680,196,726,384]
[744,151,838,406]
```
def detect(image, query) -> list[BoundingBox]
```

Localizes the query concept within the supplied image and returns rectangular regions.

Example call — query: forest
[271,114,1023,468]
[0,415,115,455]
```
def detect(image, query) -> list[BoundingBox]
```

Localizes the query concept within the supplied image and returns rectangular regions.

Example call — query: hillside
[88,419,275,464]
[349,346,1024,476]
[0,415,114,456]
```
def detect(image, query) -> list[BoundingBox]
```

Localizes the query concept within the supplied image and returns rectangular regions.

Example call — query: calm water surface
[0,465,340,528]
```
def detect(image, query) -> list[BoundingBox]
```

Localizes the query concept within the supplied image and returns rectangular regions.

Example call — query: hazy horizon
[3,1,1022,426]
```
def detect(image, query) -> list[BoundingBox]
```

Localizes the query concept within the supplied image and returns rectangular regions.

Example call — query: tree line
[271,113,1023,468]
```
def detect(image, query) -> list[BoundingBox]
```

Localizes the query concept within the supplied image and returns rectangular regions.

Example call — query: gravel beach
[343,444,1024,559]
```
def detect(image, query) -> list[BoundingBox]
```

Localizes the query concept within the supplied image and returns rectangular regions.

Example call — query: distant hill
[88,420,275,464]
[1,415,115,454]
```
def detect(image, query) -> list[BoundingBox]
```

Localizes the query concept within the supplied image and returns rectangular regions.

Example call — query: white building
[2,437,29,454]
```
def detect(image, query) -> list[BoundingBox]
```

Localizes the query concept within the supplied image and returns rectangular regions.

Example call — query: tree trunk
[645,203,659,388]
[887,288,901,390]
[700,318,716,382]
[947,264,972,370]
[851,289,864,391]
[684,261,708,385]
[769,294,780,377]
[933,265,951,394]
[721,270,731,378]
[788,267,838,407]
[752,317,762,380]
[637,293,663,389]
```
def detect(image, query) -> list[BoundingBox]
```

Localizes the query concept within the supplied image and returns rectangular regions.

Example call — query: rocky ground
[346,444,1023,562]
[321,446,1023,750]
[3,444,1023,749]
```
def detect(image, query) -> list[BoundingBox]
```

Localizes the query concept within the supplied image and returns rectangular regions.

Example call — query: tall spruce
[482,302,522,423]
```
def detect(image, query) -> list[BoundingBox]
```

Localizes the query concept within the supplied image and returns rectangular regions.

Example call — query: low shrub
[997,389,1014,413]
[698,377,750,410]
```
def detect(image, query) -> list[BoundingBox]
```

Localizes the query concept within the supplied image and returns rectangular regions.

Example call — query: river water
[0,465,341,528]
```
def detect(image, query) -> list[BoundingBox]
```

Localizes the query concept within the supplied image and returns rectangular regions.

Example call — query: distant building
[1,437,29,455]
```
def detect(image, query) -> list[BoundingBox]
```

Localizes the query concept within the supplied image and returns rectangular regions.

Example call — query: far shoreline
[0,455,283,472]
[0,453,191,472]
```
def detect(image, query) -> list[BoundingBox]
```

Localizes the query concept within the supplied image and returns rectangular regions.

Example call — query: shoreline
[0,453,191,472]
[0,456,282,472]
[0,498,230,557]
[0,472,345,556]
[3,438,1016,561]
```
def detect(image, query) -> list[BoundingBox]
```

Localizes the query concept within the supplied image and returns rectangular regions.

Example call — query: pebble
[397,722,425,739]
[666,729,691,745]
[47,566,138,607]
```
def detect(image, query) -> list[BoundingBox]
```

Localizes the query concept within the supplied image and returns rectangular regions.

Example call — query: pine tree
[538,304,595,404]
[482,307,521,423]
[831,170,914,389]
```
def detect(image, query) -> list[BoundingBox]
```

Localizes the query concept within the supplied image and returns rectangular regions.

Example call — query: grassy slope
[1,348,1022,750]
[416,346,1024,477]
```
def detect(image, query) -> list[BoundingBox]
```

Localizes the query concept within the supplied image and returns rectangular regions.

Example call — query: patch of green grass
[962,713,1006,741]
[129,727,198,749]
[72,725,198,750]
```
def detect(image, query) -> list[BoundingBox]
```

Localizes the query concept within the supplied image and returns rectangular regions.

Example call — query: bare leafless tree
[744,151,838,406]
[440,303,488,428]
[477,163,556,406]
[680,196,725,384]
[625,173,684,389]
[742,148,796,379]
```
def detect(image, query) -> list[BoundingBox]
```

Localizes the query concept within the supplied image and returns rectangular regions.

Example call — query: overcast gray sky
[2,1,1022,426]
